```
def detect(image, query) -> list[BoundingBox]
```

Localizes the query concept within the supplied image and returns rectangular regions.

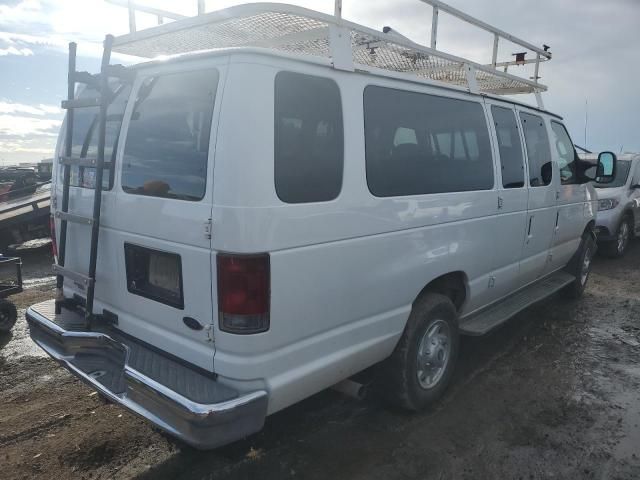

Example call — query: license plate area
[124,243,184,309]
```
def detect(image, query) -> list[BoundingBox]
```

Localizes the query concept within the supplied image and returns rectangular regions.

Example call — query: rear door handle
[527,216,534,243]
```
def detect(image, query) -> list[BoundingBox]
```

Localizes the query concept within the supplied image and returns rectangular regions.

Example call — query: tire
[602,216,633,258]
[562,230,596,299]
[377,292,459,411]
[0,299,17,333]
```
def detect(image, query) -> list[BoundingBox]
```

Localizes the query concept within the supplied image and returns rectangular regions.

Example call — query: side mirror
[582,151,617,183]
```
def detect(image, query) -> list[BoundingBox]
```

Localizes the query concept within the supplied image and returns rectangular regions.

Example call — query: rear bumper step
[26,300,268,449]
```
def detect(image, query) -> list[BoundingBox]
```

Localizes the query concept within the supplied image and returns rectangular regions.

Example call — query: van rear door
[56,64,224,372]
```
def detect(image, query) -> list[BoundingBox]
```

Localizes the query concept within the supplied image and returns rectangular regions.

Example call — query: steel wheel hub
[416,319,451,389]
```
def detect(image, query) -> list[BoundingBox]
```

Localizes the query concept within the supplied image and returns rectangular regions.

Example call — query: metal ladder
[53,35,129,324]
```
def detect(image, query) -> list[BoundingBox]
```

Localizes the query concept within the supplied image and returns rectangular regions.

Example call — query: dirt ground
[1,243,639,480]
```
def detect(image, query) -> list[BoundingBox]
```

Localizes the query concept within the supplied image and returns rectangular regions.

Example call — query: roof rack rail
[105,0,552,108]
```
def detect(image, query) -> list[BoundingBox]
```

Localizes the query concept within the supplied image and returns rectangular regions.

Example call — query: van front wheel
[378,293,459,411]
[562,231,596,299]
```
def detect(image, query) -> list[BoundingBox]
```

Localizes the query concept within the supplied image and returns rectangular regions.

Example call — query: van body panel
[547,118,592,271]
[482,99,530,301]
[210,57,510,410]
[515,107,559,285]
[45,50,595,424]
[55,57,229,371]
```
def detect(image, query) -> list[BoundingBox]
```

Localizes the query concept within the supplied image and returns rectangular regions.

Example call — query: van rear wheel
[378,293,459,411]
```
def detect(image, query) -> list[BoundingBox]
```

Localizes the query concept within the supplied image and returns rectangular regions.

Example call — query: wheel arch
[413,271,468,313]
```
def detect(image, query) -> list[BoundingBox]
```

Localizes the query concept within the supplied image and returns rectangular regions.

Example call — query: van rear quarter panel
[212,56,500,413]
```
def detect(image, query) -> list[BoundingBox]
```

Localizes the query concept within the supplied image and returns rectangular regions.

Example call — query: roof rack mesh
[112,5,544,95]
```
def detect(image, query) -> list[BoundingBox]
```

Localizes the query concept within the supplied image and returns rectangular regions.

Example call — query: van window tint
[364,86,494,197]
[63,82,131,190]
[274,71,343,203]
[491,106,525,188]
[519,112,552,187]
[551,122,579,185]
[121,69,218,201]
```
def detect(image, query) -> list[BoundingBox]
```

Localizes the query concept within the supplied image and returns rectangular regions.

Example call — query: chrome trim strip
[26,304,268,449]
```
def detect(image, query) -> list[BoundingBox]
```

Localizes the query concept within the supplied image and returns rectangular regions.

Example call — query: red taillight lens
[49,215,58,260]
[217,253,270,334]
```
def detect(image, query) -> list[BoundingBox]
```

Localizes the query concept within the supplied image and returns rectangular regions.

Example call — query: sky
[0,0,638,164]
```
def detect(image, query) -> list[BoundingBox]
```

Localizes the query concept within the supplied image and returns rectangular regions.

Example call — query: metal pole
[127,0,136,32]
[85,35,113,324]
[491,34,499,67]
[419,0,551,59]
[56,42,76,300]
[533,53,540,82]
[334,0,342,19]
[197,0,205,15]
[430,5,439,49]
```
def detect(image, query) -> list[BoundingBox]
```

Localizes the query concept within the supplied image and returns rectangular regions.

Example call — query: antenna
[584,98,588,150]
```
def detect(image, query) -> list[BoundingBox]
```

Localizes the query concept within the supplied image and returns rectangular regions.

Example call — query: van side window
[364,86,493,197]
[519,112,552,187]
[491,106,525,188]
[550,122,579,185]
[121,69,218,201]
[63,82,131,190]
[274,71,343,203]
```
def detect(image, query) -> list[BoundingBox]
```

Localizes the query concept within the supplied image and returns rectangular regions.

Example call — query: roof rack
[105,0,552,107]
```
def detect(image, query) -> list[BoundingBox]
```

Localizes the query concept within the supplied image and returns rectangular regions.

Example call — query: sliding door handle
[526,216,534,243]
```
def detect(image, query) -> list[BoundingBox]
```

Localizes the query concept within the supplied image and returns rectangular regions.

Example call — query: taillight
[49,215,58,261]
[217,253,270,334]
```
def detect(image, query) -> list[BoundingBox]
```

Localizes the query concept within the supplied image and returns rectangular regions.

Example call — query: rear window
[274,71,344,203]
[364,86,494,197]
[121,69,218,201]
[63,81,131,190]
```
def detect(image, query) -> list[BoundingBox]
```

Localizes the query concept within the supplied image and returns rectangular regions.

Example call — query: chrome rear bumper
[26,300,268,450]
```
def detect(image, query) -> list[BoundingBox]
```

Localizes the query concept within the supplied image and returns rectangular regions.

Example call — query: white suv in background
[591,154,640,256]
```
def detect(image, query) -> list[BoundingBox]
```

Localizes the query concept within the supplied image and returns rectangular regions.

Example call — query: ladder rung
[62,97,102,109]
[59,156,112,168]
[59,156,98,167]
[55,211,95,226]
[73,71,100,87]
[52,264,93,287]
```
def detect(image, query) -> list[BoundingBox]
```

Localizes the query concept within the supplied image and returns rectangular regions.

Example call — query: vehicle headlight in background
[598,198,619,211]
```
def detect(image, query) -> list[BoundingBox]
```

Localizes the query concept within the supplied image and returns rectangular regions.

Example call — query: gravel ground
[1,244,639,480]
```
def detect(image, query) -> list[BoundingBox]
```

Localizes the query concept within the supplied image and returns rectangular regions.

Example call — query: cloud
[0,29,65,58]
[0,101,60,116]
[0,45,33,56]
[1,0,638,160]
[0,0,42,23]
[0,113,61,162]
[0,115,61,138]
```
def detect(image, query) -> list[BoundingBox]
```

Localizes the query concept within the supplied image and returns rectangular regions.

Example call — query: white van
[26,2,616,449]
